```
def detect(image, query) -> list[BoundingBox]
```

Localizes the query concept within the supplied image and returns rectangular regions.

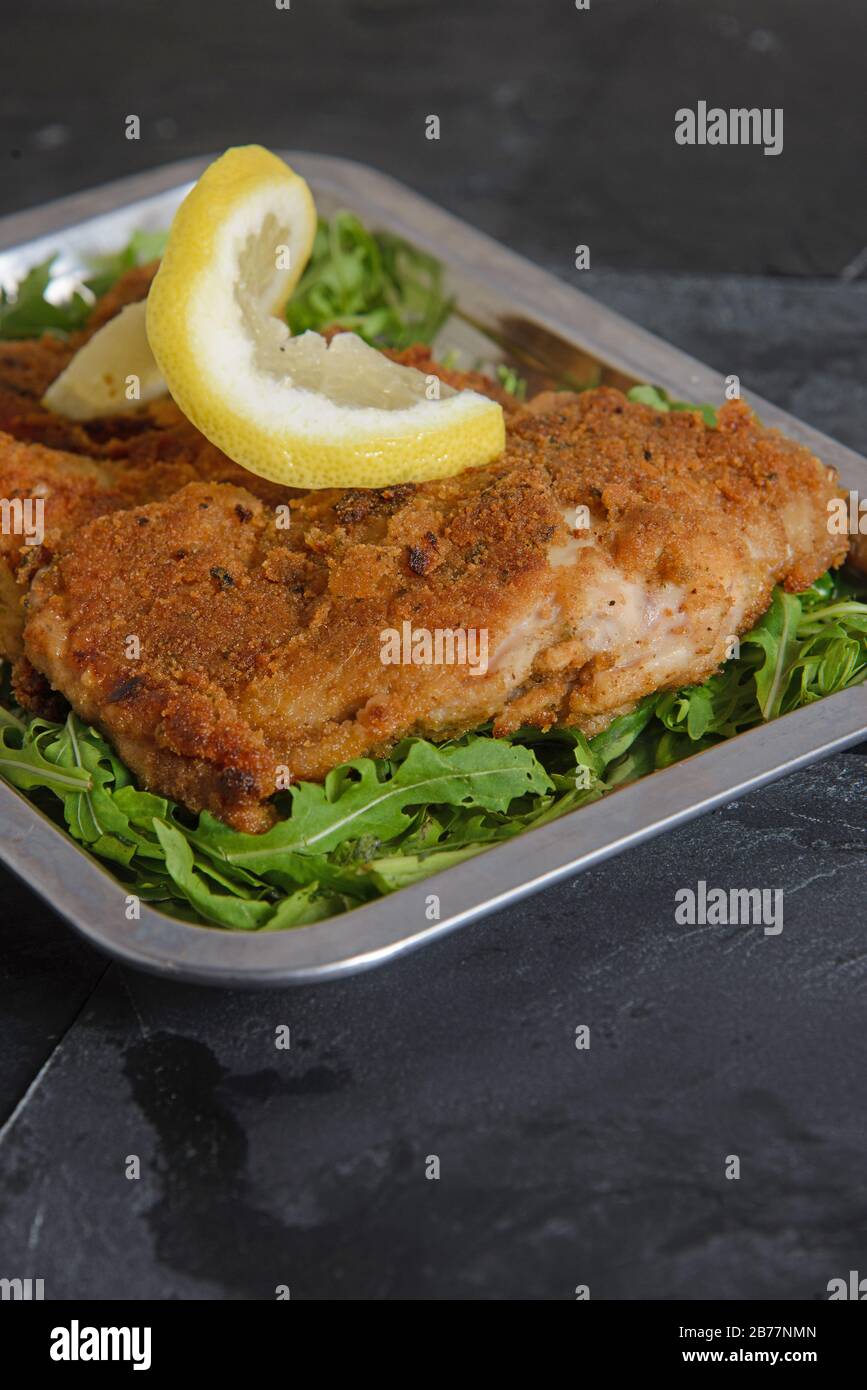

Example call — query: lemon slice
[42,301,166,420]
[145,145,505,488]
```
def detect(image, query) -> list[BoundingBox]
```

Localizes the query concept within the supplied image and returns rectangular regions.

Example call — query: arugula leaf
[743,589,803,719]
[659,581,867,744]
[193,736,552,868]
[285,212,453,348]
[0,229,168,341]
[153,820,274,930]
[495,364,528,400]
[0,257,92,339]
[587,698,658,773]
[367,843,492,892]
[84,228,167,298]
[627,383,718,427]
[260,884,343,930]
[0,712,91,794]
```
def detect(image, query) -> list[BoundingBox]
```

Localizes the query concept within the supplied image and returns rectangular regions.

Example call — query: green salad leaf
[627,383,718,427]
[6,213,450,349]
[0,229,168,340]
[0,258,92,339]
[285,211,453,348]
[197,736,552,868]
[0,713,561,928]
[495,364,528,400]
[83,228,168,299]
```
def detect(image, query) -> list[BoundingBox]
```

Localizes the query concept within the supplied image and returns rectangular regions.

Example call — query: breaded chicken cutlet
[0,431,291,662]
[0,269,496,664]
[0,262,160,450]
[22,388,847,832]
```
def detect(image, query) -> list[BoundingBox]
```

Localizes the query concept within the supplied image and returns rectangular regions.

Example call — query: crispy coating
[0,262,160,448]
[1,437,126,659]
[0,263,515,664]
[383,343,523,413]
[0,425,291,661]
[23,389,847,831]
[83,261,159,332]
[0,368,500,665]
[0,333,75,401]
[0,261,158,417]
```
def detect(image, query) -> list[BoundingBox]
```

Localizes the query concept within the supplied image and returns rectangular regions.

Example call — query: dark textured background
[1,0,866,1300]
[4,0,867,278]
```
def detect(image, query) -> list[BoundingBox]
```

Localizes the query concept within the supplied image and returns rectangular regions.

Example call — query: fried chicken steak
[22,388,847,831]
[0,271,488,666]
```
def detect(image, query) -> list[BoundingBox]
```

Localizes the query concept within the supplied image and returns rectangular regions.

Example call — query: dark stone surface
[585,272,867,454]
[1,0,866,1302]
[2,0,867,278]
[1,756,865,1300]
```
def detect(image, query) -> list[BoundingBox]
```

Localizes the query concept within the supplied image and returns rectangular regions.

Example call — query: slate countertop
[1,0,866,1301]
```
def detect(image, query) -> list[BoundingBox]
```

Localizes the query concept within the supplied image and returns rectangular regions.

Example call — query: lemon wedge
[42,301,166,420]
[146,145,505,488]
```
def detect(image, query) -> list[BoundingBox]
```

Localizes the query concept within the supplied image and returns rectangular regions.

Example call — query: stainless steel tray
[1,152,865,985]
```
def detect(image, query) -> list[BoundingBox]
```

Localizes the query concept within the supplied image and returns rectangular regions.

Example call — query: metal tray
[1,152,865,985]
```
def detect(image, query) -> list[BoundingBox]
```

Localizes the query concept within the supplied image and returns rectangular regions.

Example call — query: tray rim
[1,152,865,987]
